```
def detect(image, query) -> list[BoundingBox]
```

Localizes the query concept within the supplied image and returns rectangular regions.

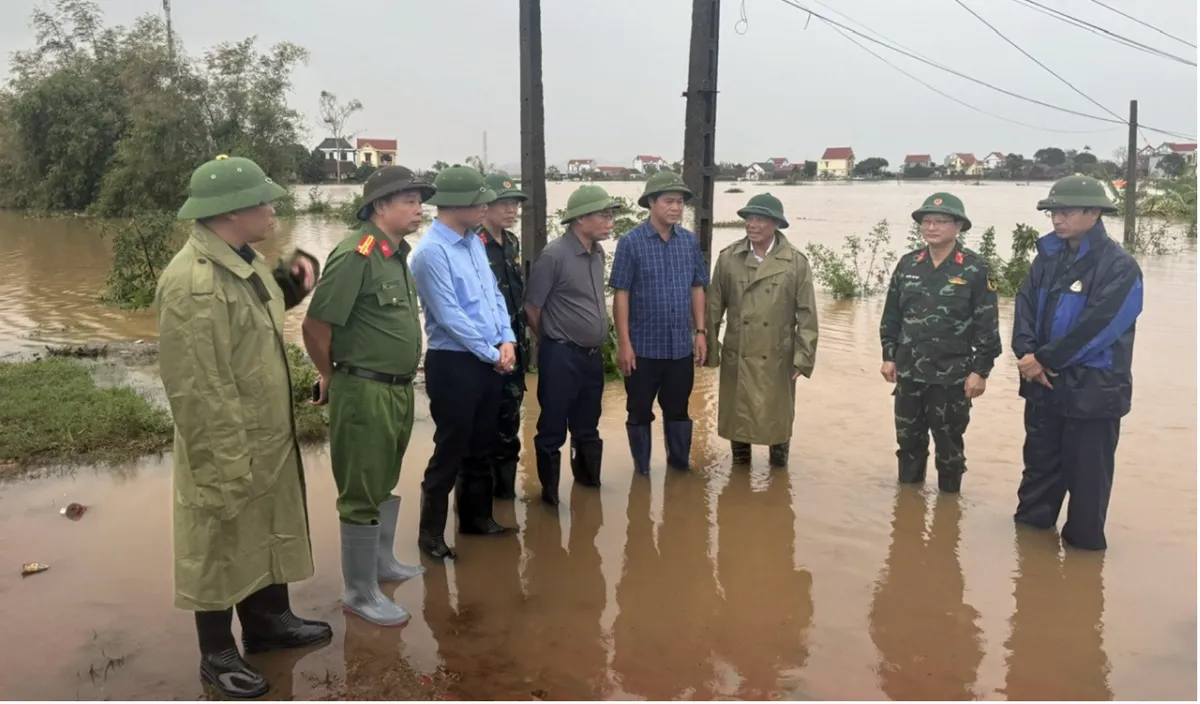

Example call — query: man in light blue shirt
[410,166,517,560]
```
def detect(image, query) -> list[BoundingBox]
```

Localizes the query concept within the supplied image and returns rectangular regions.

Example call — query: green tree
[853,157,890,178]
[802,161,817,179]
[1033,147,1066,167]
[1159,152,1187,178]
[300,147,325,183]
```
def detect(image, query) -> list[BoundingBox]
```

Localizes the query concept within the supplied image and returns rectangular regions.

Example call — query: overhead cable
[1085,0,1196,49]
[1010,0,1196,66]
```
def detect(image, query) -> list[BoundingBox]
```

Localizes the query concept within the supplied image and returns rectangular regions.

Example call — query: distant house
[769,157,790,168]
[744,162,775,180]
[567,158,597,176]
[774,163,801,178]
[631,155,668,173]
[1142,142,1197,174]
[818,147,854,179]
[945,152,983,177]
[316,137,356,164]
[357,138,397,168]
[595,166,630,178]
[982,151,1006,171]
[903,154,934,170]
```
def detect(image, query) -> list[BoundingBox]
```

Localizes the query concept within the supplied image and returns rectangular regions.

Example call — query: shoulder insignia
[355,234,377,257]
[478,231,489,246]
[987,277,996,292]
[949,276,967,285]
[378,238,393,258]
[916,250,927,263]
[955,251,964,265]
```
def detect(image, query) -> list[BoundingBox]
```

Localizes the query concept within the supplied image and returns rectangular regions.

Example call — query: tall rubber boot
[492,460,518,500]
[417,491,456,560]
[538,449,562,506]
[377,496,426,582]
[664,420,693,471]
[195,609,270,699]
[339,522,411,627]
[731,441,752,465]
[937,471,963,494]
[236,584,333,655]
[627,423,652,476]
[768,442,790,468]
[898,455,928,484]
[571,438,603,488]
[457,473,514,535]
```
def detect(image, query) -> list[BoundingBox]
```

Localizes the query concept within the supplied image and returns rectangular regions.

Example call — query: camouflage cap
[484,173,528,203]
[561,185,619,224]
[426,166,497,207]
[912,192,972,232]
[638,170,693,208]
[357,165,437,221]
[177,155,288,220]
[1036,175,1118,213]
[737,192,789,229]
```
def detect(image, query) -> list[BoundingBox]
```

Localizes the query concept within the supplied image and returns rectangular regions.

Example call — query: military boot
[938,471,963,493]
[664,420,693,471]
[731,441,752,465]
[417,491,456,560]
[339,522,411,627]
[537,449,562,506]
[898,455,928,484]
[570,438,603,488]
[457,473,515,535]
[627,424,652,476]
[377,496,426,582]
[768,442,790,467]
[492,460,518,500]
[195,609,270,699]
[236,584,333,655]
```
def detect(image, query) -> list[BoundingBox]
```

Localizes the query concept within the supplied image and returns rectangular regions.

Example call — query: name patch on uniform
[1070,280,1083,292]
[986,277,996,292]
[903,274,922,281]
[948,276,967,285]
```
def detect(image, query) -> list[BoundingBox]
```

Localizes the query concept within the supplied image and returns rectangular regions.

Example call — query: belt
[548,338,601,356]
[336,364,414,386]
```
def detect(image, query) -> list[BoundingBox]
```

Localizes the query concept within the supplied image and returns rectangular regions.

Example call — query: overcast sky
[1,0,1195,170]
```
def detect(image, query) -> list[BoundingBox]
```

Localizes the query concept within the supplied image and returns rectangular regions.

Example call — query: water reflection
[869,487,983,700]
[1002,527,1112,700]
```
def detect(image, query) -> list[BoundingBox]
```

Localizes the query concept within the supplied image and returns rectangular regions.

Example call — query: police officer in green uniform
[301,166,434,627]
[478,173,529,499]
[879,193,1002,493]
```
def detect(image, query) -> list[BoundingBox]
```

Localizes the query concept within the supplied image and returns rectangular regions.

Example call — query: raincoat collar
[190,223,262,280]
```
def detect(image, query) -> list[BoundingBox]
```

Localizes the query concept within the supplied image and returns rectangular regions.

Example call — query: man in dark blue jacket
[1011,175,1144,551]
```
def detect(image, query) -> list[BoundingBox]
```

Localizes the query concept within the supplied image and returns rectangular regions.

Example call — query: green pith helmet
[737,192,789,229]
[560,185,619,224]
[638,170,693,208]
[1036,174,1118,213]
[426,166,496,207]
[357,165,437,221]
[484,173,528,203]
[176,155,288,220]
[912,191,972,232]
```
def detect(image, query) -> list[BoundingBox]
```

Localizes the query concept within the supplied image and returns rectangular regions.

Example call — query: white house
[316,138,356,164]
[1141,142,1198,175]
[982,151,1006,171]
[566,158,597,176]
[631,155,668,173]
[743,162,774,180]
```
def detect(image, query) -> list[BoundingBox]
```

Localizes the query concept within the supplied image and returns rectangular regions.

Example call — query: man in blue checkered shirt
[610,171,710,475]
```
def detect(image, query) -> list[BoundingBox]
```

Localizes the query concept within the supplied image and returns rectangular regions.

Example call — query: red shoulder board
[916,250,927,262]
[378,239,393,258]
[478,231,489,246]
[355,234,377,257]
[955,251,964,265]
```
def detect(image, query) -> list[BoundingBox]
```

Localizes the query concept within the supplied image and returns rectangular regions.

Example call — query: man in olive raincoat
[156,155,331,699]
[705,193,819,466]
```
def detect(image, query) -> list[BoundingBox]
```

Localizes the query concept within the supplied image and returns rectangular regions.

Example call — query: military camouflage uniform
[479,225,527,498]
[880,244,1001,488]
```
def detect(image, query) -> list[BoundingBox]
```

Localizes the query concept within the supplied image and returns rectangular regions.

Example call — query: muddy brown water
[0,181,1195,700]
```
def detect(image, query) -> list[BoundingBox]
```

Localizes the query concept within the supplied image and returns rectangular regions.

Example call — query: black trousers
[1015,401,1120,551]
[623,355,694,425]
[534,339,604,454]
[422,350,503,499]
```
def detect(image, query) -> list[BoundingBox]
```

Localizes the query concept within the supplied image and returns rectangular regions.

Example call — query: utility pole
[1123,99,1138,246]
[519,0,548,268]
[682,0,721,268]
[482,131,489,172]
[163,0,175,64]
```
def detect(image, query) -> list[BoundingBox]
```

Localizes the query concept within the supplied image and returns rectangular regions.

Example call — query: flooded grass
[0,357,173,473]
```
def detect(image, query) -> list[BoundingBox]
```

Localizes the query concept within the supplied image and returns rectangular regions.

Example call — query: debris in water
[531,688,548,699]
[61,502,87,520]
[21,562,49,576]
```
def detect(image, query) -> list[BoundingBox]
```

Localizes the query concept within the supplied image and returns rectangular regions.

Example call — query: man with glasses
[880,192,1001,493]
[410,166,517,561]
[477,174,529,500]
[1011,175,1143,551]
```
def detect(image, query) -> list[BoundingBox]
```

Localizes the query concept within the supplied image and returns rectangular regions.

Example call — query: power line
[773,0,1196,141]
[1085,0,1196,50]
[1009,0,1196,66]
[954,0,1125,122]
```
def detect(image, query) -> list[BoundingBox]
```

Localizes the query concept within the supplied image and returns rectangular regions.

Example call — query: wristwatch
[694,328,707,335]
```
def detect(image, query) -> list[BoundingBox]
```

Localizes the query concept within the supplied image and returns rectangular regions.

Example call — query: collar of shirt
[566,230,600,256]
[638,219,680,240]
[479,226,513,249]
[428,219,475,247]
[751,234,777,262]
[359,220,409,257]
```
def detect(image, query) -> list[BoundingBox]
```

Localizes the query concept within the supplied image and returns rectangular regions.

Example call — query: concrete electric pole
[682,0,721,268]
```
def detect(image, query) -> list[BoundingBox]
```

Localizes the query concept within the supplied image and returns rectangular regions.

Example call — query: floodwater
[0,181,1195,700]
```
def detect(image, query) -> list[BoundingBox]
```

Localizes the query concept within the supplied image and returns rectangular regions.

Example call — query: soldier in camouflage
[879,192,1001,493]
[479,173,529,499]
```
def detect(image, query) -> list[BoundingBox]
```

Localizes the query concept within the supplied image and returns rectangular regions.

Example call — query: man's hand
[693,333,707,367]
[880,361,897,383]
[291,257,316,292]
[964,372,986,399]
[310,374,329,406]
[792,368,802,381]
[1017,353,1056,388]
[617,342,637,377]
[495,343,516,374]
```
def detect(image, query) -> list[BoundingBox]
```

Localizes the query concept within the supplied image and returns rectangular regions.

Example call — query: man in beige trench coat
[705,193,819,466]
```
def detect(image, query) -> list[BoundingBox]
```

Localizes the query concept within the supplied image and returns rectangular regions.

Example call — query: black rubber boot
[196,609,270,699]
[627,423,652,476]
[937,470,963,494]
[236,584,333,655]
[731,441,752,464]
[571,438,603,488]
[457,474,515,535]
[417,491,456,560]
[664,420,693,471]
[898,456,928,484]
[768,442,790,467]
[538,449,562,505]
[492,460,518,500]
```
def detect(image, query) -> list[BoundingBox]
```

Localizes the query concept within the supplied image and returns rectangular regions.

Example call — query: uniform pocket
[374,279,408,307]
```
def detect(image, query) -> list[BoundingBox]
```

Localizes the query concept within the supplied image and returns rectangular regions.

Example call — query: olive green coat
[155,225,313,611]
[705,233,819,446]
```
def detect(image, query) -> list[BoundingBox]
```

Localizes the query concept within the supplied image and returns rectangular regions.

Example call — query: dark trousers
[623,355,694,425]
[422,350,502,522]
[491,372,526,497]
[893,378,972,480]
[534,339,604,454]
[1015,401,1120,551]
